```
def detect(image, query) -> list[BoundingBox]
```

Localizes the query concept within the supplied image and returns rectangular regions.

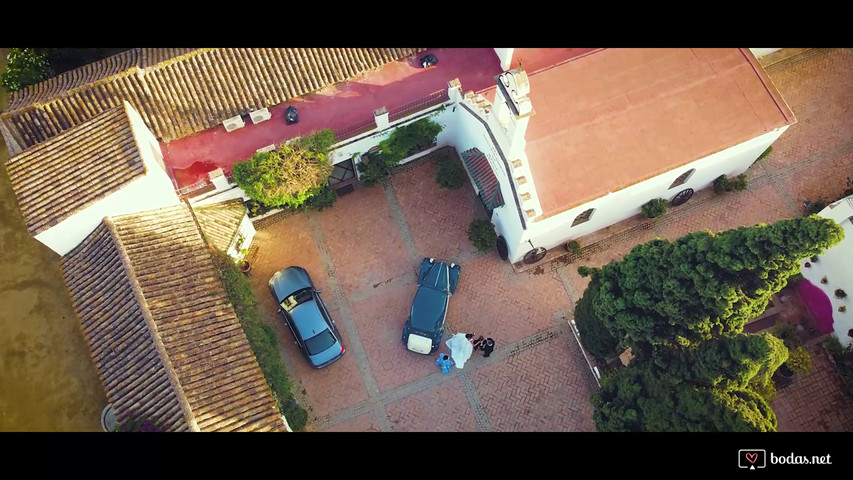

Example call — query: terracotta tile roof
[4,103,146,235]
[522,48,797,219]
[60,204,286,432]
[194,199,246,253]
[0,48,425,151]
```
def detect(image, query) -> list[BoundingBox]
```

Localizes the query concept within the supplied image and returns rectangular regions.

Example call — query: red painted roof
[521,48,796,218]
[163,48,503,188]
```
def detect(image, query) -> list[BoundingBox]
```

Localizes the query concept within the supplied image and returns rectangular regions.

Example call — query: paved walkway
[246,48,853,431]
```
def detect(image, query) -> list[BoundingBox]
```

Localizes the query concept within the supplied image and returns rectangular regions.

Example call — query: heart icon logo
[745,453,758,464]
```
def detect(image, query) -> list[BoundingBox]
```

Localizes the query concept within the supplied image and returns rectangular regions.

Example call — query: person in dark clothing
[480,338,495,357]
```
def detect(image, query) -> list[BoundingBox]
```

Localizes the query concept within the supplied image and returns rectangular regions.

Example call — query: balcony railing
[332,118,377,143]
[388,89,449,122]
[175,170,234,197]
[332,90,451,144]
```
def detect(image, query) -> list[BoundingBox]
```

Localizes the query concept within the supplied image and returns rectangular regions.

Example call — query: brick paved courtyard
[247,48,853,432]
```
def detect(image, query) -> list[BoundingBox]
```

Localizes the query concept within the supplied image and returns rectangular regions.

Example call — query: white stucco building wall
[328,105,454,174]
[226,215,257,260]
[749,48,783,58]
[36,105,180,256]
[525,126,790,255]
[439,73,791,263]
[800,196,853,347]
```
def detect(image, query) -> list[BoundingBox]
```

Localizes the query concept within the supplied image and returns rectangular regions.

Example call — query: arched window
[669,168,696,189]
[572,208,595,227]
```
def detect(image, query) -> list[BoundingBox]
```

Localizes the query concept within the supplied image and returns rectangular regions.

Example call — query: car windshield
[304,329,336,355]
[281,288,313,313]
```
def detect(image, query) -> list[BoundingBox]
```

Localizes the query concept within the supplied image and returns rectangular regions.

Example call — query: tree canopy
[592,333,786,432]
[232,130,334,209]
[2,48,132,92]
[1,48,52,92]
[579,216,843,432]
[583,216,843,347]
[574,278,619,359]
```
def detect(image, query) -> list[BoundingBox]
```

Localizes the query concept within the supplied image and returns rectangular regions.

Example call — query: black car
[269,266,345,368]
[402,258,461,354]
[420,54,438,68]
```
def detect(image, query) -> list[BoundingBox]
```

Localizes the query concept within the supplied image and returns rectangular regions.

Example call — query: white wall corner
[494,48,515,71]
[448,78,464,103]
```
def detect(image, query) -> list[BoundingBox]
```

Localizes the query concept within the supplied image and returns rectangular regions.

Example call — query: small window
[669,169,695,189]
[572,208,595,227]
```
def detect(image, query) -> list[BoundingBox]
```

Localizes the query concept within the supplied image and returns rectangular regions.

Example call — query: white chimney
[208,168,230,191]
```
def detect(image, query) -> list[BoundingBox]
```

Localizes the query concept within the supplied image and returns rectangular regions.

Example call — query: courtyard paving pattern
[247,48,853,432]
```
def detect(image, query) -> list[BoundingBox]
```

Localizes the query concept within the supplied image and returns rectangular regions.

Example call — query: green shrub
[786,346,812,375]
[357,154,392,187]
[574,279,619,359]
[468,219,497,253]
[436,156,466,190]
[748,376,778,402]
[823,336,845,357]
[297,129,336,153]
[302,185,337,211]
[641,198,668,218]
[378,117,443,163]
[772,322,799,349]
[755,146,773,163]
[244,199,274,218]
[577,265,598,277]
[713,174,749,194]
[567,240,581,254]
[212,251,299,419]
[284,405,309,431]
[729,173,749,191]
[232,138,333,208]
[357,118,445,187]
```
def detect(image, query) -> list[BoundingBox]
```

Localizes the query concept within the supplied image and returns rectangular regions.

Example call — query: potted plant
[777,362,794,378]
[804,262,811,268]
[786,346,813,376]
[821,276,829,284]
[836,289,847,299]
[565,240,582,254]
[239,260,251,275]
[841,306,848,313]
[236,249,251,275]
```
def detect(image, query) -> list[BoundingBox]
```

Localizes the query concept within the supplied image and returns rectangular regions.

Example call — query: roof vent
[223,115,245,132]
[250,108,272,125]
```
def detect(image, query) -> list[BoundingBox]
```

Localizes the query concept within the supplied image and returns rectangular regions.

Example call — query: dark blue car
[402,258,461,354]
[269,266,345,368]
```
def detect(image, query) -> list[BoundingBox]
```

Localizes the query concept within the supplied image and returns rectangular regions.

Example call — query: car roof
[411,287,446,331]
[289,298,329,340]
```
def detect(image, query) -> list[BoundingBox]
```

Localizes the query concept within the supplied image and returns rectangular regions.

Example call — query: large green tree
[574,278,620,359]
[592,333,786,431]
[582,216,843,347]
[232,131,334,209]
[2,48,132,93]
[1,48,52,92]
